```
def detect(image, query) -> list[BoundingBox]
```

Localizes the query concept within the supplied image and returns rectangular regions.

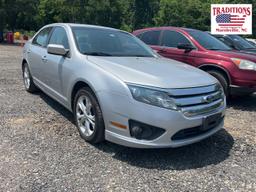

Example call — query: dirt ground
[0,44,255,192]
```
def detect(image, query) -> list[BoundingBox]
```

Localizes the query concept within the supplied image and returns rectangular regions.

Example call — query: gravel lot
[0,44,255,192]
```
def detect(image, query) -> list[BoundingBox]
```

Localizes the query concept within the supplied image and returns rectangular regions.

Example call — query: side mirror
[177,44,195,51]
[47,44,69,56]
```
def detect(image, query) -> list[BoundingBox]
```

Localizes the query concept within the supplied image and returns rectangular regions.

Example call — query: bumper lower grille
[172,116,224,141]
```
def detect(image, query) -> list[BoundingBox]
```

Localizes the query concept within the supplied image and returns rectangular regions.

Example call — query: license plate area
[201,113,223,131]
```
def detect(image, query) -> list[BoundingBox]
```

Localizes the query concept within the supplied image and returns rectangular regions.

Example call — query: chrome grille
[168,84,225,117]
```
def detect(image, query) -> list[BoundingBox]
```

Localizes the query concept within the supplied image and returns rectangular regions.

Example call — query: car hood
[87,56,217,89]
[239,49,256,55]
[210,50,256,62]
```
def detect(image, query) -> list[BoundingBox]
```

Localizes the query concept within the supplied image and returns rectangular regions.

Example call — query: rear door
[28,27,52,83]
[138,30,162,52]
[159,30,196,64]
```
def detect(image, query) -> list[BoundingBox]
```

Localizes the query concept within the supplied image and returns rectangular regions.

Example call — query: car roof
[211,34,224,37]
[43,23,121,32]
[133,26,203,34]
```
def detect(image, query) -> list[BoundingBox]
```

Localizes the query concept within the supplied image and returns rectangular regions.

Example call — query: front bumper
[106,121,223,148]
[98,91,226,148]
[231,71,256,94]
[230,84,256,95]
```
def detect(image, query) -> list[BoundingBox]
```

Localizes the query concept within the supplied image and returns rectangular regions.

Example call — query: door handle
[41,55,48,62]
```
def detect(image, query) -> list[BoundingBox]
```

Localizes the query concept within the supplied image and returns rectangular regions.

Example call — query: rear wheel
[22,63,38,93]
[73,87,105,143]
[206,70,229,97]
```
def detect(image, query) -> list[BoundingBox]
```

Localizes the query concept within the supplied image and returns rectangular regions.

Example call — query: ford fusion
[22,23,226,148]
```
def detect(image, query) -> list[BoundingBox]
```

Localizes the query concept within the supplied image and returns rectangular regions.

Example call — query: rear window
[139,30,161,45]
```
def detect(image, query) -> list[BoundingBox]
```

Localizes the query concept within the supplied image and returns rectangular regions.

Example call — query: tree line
[0,0,255,37]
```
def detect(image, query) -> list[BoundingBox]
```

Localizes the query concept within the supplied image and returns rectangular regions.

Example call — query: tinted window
[48,27,69,49]
[228,35,255,49]
[218,37,233,48]
[162,30,191,48]
[72,27,155,57]
[187,30,232,51]
[140,30,160,45]
[249,41,256,46]
[32,27,52,47]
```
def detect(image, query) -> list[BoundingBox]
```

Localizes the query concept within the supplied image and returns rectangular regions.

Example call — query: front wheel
[206,70,229,97]
[73,87,105,144]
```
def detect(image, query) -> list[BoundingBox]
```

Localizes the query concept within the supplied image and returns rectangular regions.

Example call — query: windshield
[187,30,232,51]
[228,35,255,49]
[72,27,156,57]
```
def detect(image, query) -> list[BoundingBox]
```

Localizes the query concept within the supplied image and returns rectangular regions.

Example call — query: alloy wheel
[76,95,96,137]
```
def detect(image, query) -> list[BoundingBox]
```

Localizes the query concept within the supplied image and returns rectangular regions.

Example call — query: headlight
[231,58,256,71]
[128,85,178,110]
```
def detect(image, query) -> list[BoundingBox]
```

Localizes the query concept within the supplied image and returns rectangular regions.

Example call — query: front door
[159,30,196,65]
[43,26,71,102]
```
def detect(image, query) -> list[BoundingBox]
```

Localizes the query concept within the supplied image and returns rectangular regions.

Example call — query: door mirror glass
[47,44,69,56]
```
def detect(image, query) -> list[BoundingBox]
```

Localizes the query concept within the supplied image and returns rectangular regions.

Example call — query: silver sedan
[22,23,226,148]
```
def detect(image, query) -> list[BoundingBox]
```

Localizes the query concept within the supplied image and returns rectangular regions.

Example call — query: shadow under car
[38,91,234,170]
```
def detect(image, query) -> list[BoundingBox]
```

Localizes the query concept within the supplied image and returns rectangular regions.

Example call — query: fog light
[129,120,165,140]
[130,126,143,139]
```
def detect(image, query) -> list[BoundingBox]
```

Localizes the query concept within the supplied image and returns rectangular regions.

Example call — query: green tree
[36,0,129,29]
[0,0,255,39]
[15,0,39,31]
[154,0,255,37]
[132,0,160,30]
[37,0,66,26]
[0,0,39,32]
[0,0,5,35]
[85,0,126,28]
[154,0,211,30]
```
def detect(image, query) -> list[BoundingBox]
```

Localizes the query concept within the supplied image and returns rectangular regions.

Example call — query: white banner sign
[211,4,252,35]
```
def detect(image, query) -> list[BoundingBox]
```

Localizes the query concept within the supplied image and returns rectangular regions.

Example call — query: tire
[22,63,38,93]
[73,87,105,144]
[206,70,229,97]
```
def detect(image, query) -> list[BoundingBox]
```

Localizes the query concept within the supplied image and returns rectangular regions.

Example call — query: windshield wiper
[83,52,113,56]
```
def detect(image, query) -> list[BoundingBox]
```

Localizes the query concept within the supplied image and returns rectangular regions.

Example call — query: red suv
[133,27,256,96]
